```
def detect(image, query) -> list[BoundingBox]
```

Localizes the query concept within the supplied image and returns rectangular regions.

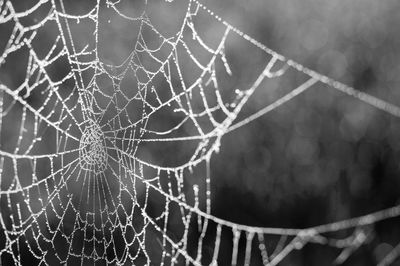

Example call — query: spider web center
[79,120,108,174]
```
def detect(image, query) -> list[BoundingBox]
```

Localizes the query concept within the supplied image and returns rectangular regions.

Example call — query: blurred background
[203,0,400,265]
[1,0,400,265]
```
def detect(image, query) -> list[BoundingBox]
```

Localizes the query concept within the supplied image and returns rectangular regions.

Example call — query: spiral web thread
[0,0,400,265]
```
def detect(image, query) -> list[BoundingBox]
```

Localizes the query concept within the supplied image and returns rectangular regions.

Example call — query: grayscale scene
[1,0,400,265]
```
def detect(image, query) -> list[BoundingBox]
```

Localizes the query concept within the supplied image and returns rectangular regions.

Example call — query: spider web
[0,0,400,265]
